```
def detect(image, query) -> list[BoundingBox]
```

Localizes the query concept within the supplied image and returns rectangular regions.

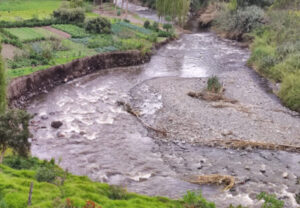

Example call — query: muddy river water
[28,3,300,208]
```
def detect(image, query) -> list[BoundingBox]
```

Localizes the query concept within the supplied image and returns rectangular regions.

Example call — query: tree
[0,43,6,114]
[156,0,191,26]
[0,109,32,163]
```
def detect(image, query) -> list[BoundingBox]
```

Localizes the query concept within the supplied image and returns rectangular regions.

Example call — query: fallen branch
[188,90,238,104]
[117,101,167,137]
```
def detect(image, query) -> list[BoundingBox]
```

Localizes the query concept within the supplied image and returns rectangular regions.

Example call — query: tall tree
[0,43,6,114]
[156,0,191,26]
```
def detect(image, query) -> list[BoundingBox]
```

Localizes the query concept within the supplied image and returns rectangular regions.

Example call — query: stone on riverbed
[51,121,63,129]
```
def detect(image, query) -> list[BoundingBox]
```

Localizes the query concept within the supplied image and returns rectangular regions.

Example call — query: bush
[158,30,174,38]
[278,73,300,112]
[207,76,222,93]
[215,5,265,36]
[3,156,40,170]
[183,191,215,208]
[53,8,85,24]
[107,185,129,200]
[35,166,57,183]
[163,23,172,32]
[257,192,284,208]
[144,20,150,29]
[85,17,111,34]
[151,22,159,32]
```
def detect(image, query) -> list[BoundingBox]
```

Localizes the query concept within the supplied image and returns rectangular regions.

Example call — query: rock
[56,132,65,138]
[51,121,63,129]
[245,166,250,171]
[221,130,233,137]
[260,164,266,173]
[282,172,288,179]
[40,115,48,120]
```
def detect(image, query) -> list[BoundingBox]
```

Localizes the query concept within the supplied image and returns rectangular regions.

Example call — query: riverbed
[28,3,300,208]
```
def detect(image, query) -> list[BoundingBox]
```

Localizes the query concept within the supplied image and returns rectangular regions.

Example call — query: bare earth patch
[1,44,21,59]
[42,26,71,39]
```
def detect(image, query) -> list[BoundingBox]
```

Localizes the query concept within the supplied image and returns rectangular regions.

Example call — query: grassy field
[0,156,183,208]
[0,0,62,21]
[3,27,58,42]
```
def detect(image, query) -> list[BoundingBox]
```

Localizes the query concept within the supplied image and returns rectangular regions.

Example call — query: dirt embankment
[7,38,173,108]
[8,51,150,108]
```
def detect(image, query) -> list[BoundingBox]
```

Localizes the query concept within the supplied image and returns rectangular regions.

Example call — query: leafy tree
[0,109,32,163]
[156,0,191,26]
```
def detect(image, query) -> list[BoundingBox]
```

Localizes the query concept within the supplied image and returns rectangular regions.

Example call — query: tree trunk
[0,145,7,163]
[125,0,128,19]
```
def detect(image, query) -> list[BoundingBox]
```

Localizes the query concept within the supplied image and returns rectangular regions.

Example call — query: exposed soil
[1,44,21,59]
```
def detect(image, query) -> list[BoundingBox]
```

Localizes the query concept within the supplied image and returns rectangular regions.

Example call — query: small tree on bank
[0,109,32,163]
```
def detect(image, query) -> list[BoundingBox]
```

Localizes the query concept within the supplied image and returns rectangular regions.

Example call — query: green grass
[0,0,62,21]
[3,27,57,42]
[52,24,89,38]
[248,9,300,112]
[0,161,182,208]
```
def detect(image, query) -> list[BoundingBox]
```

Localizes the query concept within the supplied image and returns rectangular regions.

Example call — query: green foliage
[278,73,300,112]
[0,46,6,114]
[207,76,222,93]
[87,35,114,48]
[257,192,284,208]
[52,24,89,38]
[215,5,265,36]
[3,28,48,43]
[0,18,58,28]
[107,185,129,200]
[144,20,151,29]
[183,191,216,208]
[35,166,57,183]
[156,0,191,26]
[3,156,40,170]
[85,17,111,34]
[163,23,173,32]
[53,8,85,24]
[0,109,32,162]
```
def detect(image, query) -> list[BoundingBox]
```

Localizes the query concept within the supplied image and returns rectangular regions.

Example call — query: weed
[207,76,222,93]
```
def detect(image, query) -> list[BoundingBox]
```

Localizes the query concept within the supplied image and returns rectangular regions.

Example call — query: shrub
[207,76,222,93]
[117,10,121,16]
[144,20,150,29]
[278,73,300,112]
[151,22,159,32]
[35,166,57,183]
[52,8,85,24]
[107,185,129,200]
[158,30,174,37]
[257,192,284,208]
[124,19,130,23]
[85,17,111,34]
[3,156,40,170]
[163,23,172,32]
[215,5,265,36]
[0,109,32,163]
[183,191,215,208]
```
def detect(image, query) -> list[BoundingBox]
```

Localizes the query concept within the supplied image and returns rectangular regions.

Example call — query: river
[27,2,300,208]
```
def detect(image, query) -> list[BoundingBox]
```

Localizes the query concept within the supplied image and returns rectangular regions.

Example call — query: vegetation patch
[52,24,90,38]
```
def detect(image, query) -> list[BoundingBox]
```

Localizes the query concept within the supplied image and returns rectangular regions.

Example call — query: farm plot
[3,27,58,42]
[52,24,90,38]
[0,0,62,21]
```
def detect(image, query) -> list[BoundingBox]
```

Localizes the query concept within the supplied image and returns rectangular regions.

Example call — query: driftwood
[187,174,235,191]
[117,101,167,136]
[203,139,300,153]
[188,91,238,104]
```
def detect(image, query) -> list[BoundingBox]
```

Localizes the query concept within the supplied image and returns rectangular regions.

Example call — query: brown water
[28,3,300,208]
